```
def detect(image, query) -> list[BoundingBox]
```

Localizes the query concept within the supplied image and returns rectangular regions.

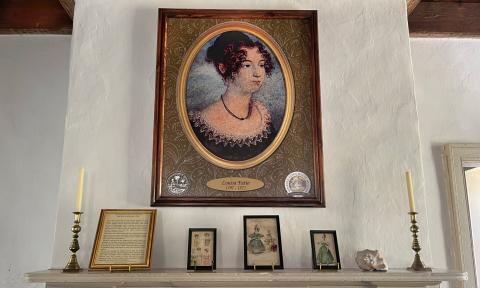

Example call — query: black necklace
[221,95,252,121]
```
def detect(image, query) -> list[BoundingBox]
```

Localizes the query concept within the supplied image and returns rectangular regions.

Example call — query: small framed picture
[310,230,341,270]
[89,209,156,270]
[187,228,216,270]
[243,215,283,270]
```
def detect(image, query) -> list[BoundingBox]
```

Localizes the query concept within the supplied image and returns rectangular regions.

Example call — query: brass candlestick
[63,212,83,272]
[407,212,431,271]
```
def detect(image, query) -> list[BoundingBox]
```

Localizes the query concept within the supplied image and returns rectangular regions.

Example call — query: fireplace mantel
[26,268,466,288]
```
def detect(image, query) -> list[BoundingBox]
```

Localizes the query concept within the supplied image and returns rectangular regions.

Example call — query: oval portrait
[177,22,294,170]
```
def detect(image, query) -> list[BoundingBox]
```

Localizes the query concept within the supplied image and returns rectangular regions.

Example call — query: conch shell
[355,249,388,271]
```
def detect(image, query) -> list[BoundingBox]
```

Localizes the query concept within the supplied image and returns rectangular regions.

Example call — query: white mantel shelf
[25,268,467,288]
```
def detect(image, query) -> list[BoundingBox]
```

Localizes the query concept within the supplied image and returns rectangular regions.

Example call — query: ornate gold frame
[176,22,295,170]
[89,209,156,270]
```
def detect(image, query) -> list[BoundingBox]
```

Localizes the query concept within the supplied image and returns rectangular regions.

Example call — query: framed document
[310,230,341,270]
[187,228,217,270]
[151,9,324,207]
[243,215,283,270]
[89,209,156,270]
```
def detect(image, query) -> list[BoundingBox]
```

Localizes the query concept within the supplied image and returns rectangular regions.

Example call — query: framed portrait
[309,230,341,270]
[187,228,217,270]
[152,9,323,206]
[243,215,283,270]
[89,209,156,270]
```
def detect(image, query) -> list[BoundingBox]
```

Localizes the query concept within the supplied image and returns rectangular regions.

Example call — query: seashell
[355,249,388,271]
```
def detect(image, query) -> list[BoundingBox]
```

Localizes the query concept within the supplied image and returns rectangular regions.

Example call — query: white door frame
[444,144,480,288]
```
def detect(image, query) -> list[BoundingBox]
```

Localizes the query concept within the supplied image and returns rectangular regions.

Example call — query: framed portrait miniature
[243,215,283,270]
[310,230,341,270]
[89,209,156,270]
[152,9,323,207]
[187,228,217,270]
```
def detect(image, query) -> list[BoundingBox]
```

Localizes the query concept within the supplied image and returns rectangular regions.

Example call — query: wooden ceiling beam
[409,1,480,37]
[1,0,479,37]
[0,0,72,34]
[58,0,75,20]
[407,0,422,15]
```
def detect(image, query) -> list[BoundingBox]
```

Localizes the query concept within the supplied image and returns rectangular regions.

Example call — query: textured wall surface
[411,38,480,271]
[51,0,428,269]
[0,36,70,288]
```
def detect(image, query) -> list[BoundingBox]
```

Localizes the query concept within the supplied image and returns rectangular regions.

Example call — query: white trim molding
[443,143,480,288]
[26,268,466,288]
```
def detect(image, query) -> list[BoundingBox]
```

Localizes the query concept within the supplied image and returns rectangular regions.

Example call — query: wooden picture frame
[89,209,156,270]
[310,230,341,270]
[243,215,283,270]
[152,8,323,207]
[187,228,217,270]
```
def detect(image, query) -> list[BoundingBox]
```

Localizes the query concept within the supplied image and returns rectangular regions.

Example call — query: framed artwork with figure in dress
[243,215,283,270]
[310,230,341,270]
[152,9,323,206]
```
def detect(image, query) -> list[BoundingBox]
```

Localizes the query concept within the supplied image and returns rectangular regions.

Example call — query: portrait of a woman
[186,30,287,162]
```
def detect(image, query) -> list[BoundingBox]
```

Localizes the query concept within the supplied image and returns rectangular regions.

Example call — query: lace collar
[189,100,272,148]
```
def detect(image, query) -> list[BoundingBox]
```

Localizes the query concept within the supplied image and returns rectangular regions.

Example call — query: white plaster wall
[0,36,70,287]
[411,38,480,272]
[52,0,429,270]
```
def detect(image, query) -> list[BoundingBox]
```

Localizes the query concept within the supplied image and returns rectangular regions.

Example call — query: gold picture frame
[177,21,295,170]
[89,209,156,270]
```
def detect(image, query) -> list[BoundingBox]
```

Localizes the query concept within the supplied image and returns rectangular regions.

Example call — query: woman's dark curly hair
[205,31,274,81]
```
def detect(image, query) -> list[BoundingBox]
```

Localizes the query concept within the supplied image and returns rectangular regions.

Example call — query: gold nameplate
[207,177,264,192]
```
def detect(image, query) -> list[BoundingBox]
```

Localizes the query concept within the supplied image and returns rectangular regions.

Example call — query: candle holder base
[63,254,82,272]
[407,254,431,272]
